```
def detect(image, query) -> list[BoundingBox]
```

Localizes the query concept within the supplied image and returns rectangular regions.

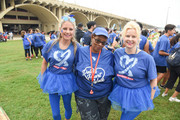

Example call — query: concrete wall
[0,0,156,33]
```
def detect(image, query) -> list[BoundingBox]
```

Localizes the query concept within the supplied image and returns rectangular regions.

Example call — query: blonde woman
[109,21,159,120]
[38,14,79,120]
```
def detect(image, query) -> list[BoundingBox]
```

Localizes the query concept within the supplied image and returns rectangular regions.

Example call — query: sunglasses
[62,15,75,22]
[94,38,107,45]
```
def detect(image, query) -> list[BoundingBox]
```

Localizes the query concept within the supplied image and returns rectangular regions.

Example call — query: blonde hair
[35,28,40,33]
[21,30,26,38]
[48,13,77,55]
[122,21,141,44]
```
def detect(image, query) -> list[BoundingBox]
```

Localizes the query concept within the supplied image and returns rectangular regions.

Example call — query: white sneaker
[162,92,168,97]
[36,56,38,59]
[169,97,180,102]
[41,56,43,58]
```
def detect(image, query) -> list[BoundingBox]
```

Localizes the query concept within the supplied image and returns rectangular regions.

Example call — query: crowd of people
[6,13,178,120]
[39,14,180,120]
[21,28,46,60]
[0,31,13,42]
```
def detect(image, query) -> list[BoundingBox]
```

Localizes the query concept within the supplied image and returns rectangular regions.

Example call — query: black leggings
[165,66,180,92]
[31,45,35,55]
[75,96,111,120]
[34,46,43,57]
[24,49,30,57]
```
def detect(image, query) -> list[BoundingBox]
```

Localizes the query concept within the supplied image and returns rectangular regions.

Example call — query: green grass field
[0,40,180,120]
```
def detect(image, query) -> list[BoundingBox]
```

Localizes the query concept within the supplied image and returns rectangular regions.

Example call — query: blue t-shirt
[169,42,180,53]
[42,34,46,44]
[107,34,111,45]
[42,41,77,74]
[114,48,157,88]
[82,31,92,45]
[139,35,147,50]
[22,35,30,49]
[27,33,34,45]
[50,34,57,40]
[116,34,120,42]
[3,32,7,36]
[169,34,176,40]
[149,41,154,56]
[149,41,154,51]
[33,33,44,47]
[108,32,116,44]
[153,35,170,66]
[75,46,114,99]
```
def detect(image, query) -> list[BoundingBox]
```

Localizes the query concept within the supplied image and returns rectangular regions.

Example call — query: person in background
[21,30,32,61]
[152,24,176,86]
[37,14,79,120]
[75,27,114,120]
[27,28,34,58]
[50,31,57,40]
[3,30,8,39]
[142,29,154,54]
[162,34,180,102]
[0,32,3,40]
[0,32,6,42]
[8,32,13,40]
[75,23,85,43]
[107,29,121,51]
[108,29,117,46]
[169,32,176,40]
[151,28,159,34]
[83,21,96,46]
[56,31,60,38]
[106,29,112,46]
[159,33,177,89]
[109,21,159,120]
[33,28,44,58]
[137,22,150,53]
[49,31,52,39]
[41,31,46,47]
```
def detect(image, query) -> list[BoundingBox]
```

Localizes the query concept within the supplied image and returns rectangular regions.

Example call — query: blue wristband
[153,86,156,90]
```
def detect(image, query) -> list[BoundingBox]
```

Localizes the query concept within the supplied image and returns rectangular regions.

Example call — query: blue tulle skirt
[108,84,160,112]
[37,69,78,95]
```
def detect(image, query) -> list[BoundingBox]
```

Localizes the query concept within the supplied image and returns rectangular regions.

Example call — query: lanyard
[89,47,101,94]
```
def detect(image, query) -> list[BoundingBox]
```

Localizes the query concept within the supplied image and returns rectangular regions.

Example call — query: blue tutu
[37,69,78,95]
[108,84,160,112]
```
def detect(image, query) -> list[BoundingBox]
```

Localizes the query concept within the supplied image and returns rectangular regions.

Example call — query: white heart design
[53,49,71,67]
[118,55,138,77]
[82,67,105,84]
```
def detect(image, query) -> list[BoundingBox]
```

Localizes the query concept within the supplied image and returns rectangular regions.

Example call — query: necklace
[89,47,101,94]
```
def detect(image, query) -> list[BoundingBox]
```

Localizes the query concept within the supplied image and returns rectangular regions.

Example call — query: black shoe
[160,84,165,88]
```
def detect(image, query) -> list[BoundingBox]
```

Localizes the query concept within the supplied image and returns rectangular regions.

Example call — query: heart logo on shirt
[54,49,71,67]
[118,55,138,77]
[82,67,105,84]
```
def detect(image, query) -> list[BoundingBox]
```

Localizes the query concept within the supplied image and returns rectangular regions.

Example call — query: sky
[60,0,180,28]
